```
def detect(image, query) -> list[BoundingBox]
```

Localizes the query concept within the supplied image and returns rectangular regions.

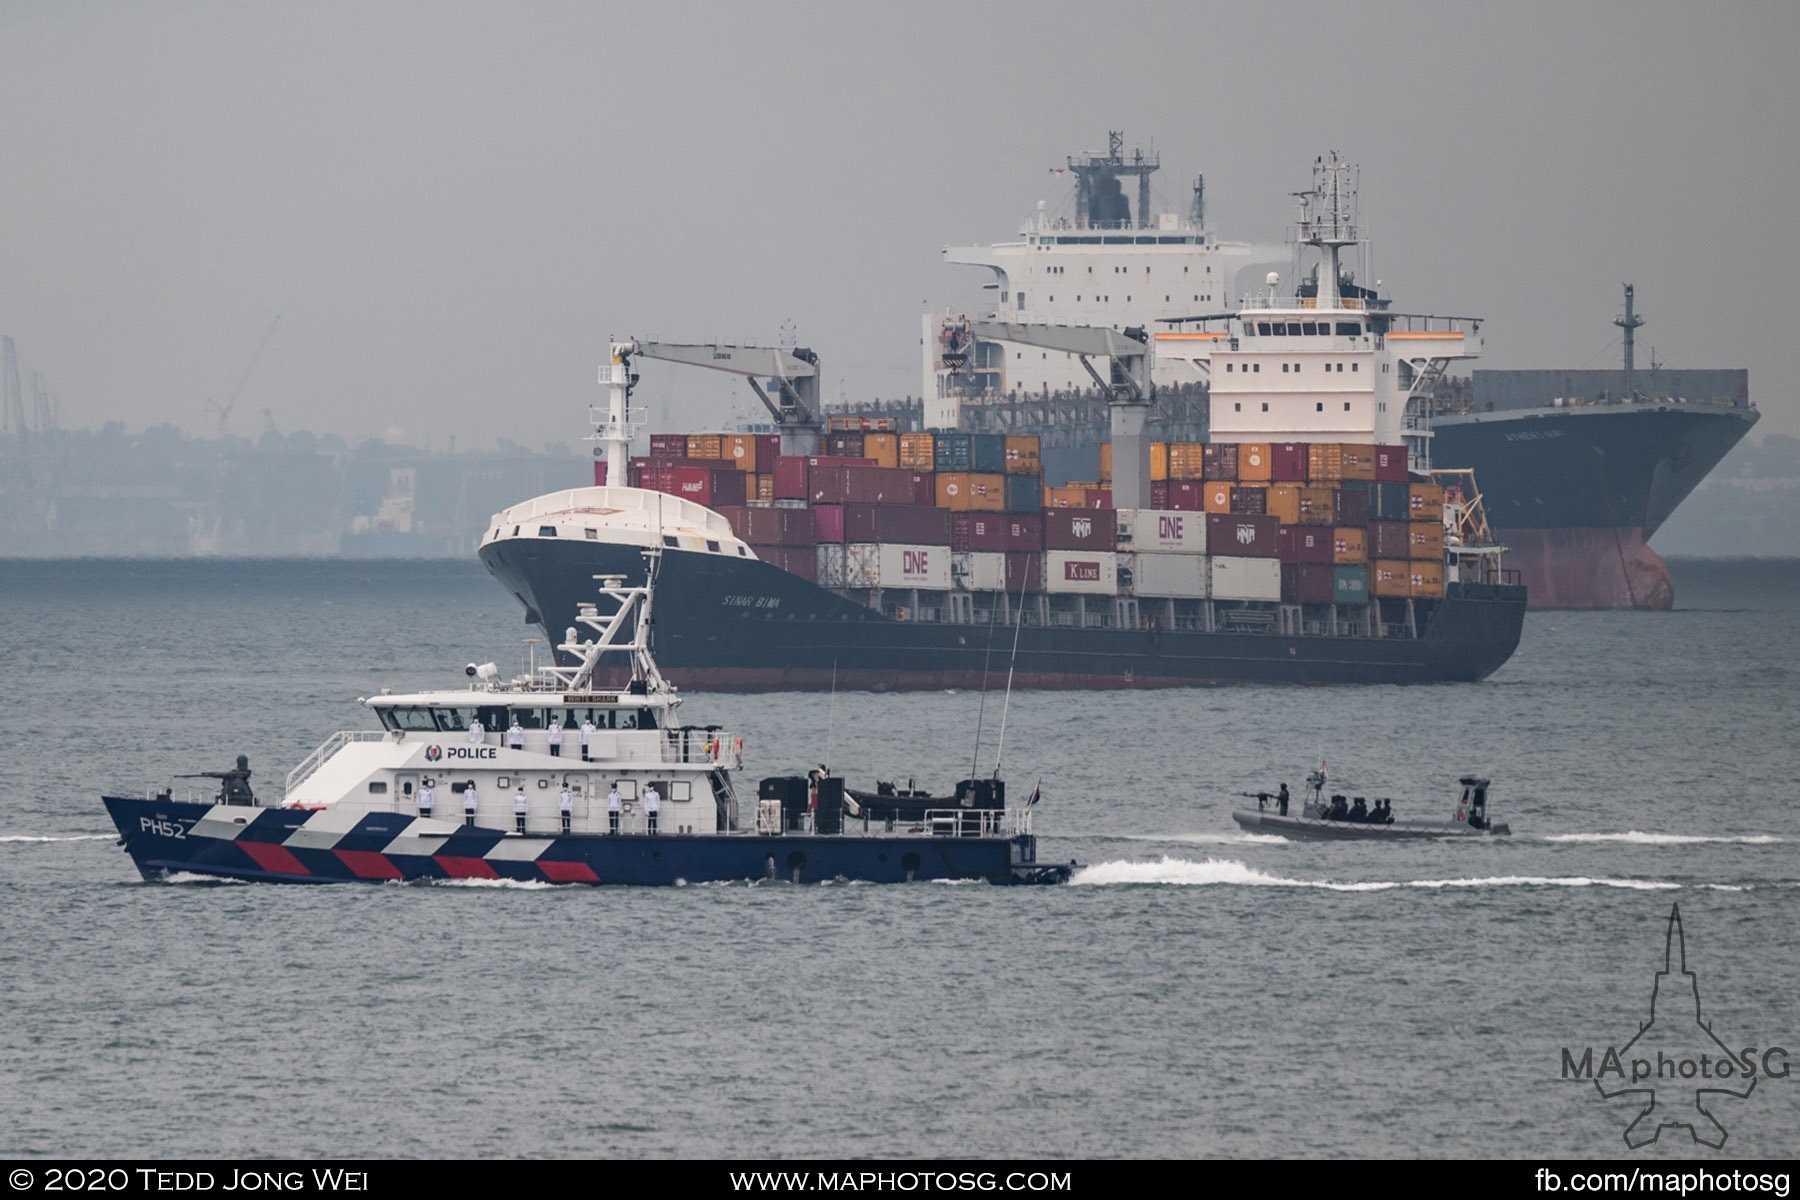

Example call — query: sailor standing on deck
[508,718,524,752]
[417,779,435,820]
[643,783,661,835]
[580,717,595,761]
[559,783,573,834]
[514,786,529,833]
[1277,783,1290,817]
[547,717,564,757]
[468,717,485,745]
[607,783,622,834]
[463,780,479,826]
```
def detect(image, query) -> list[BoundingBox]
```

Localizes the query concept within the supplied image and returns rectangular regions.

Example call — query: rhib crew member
[643,783,661,835]
[513,786,529,833]
[547,717,564,758]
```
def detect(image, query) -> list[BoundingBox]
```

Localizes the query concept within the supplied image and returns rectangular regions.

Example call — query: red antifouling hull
[1498,526,1674,610]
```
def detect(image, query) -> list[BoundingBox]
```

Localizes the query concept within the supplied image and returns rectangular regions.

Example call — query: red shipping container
[810,464,918,505]
[1201,443,1238,481]
[1281,563,1336,604]
[1271,442,1309,482]
[910,471,936,507]
[826,432,865,458]
[952,513,1008,551]
[668,465,742,508]
[1165,480,1206,511]
[773,456,810,500]
[813,505,845,544]
[648,433,687,458]
[842,503,952,545]
[1002,513,1043,552]
[758,545,819,584]
[1150,481,1169,509]
[1085,488,1113,510]
[1370,520,1411,560]
[1334,483,1371,527]
[1279,525,1335,564]
[1374,444,1409,482]
[1006,552,1041,595]
[1044,508,1117,551]
[1206,512,1280,558]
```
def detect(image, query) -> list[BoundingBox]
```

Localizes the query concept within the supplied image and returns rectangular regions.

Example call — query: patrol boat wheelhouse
[102,565,1074,886]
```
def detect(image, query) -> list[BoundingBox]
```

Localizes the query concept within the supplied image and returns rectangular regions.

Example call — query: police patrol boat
[101,562,1075,886]
[1231,768,1510,840]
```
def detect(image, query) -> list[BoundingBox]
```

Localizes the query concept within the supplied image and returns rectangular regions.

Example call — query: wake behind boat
[101,559,1075,886]
[1232,769,1509,840]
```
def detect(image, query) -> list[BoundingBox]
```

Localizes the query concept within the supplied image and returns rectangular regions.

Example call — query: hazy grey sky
[2,1,1795,449]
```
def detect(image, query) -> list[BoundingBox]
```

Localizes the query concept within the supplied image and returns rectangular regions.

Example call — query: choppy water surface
[1,557,1796,1159]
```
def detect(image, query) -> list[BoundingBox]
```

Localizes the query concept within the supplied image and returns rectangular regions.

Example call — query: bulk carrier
[479,155,1526,691]
[911,134,1757,610]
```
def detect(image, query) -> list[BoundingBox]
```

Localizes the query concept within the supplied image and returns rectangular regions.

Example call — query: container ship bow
[480,154,1526,691]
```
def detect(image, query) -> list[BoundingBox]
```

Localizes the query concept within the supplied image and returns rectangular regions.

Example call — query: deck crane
[591,339,824,489]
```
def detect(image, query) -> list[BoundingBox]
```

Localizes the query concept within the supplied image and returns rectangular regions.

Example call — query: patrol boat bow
[102,561,1075,886]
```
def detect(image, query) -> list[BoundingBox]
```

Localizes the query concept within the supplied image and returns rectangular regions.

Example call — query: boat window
[538,526,558,537]
[513,708,545,730]
[478,706,509,731]
[706,540,721,552]
[1287,322,1302,336]
[433,708,470,732]
[636,708,658,730]
[368,781,388,794]
[662,535,679,548]
[584,528,598,540]
[390,707,439,731]
[375,710,399,731]
[1302,322,1318,336]
[1269,322,1284,336]
[1336,322,1361,336]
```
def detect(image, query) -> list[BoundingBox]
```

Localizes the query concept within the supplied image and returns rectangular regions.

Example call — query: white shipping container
[952,550,1007,592]
[816,544,846,587]
[1117,508,1207,554]
[1210,555,1282,601]
[1045,549,1118,595]
[846,542,951,589]
[1128,551,1209,597]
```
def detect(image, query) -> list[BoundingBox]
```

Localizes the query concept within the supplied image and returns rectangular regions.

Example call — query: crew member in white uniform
[607,783,622,835]
[559,783,574,834]
[508,718,524,752]
[468,718,485,745]
[463,780,479,826]
[417,780,435,820]
[580,718,596,761]
[643,783,661,835]
[547,718,564,758]
[513,786,529,833]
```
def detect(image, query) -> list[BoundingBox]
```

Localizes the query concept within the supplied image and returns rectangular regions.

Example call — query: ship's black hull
[481,536,1525,691]
[1432,401,1758,609]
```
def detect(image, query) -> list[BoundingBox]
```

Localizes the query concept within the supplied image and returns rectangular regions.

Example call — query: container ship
[478,155,1526,691]
[912,134,1756,610]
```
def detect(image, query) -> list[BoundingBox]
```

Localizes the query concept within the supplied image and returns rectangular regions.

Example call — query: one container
[1116,508,1206,554]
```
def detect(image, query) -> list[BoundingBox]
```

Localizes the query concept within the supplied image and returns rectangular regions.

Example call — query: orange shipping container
[1409,559,1445,598]
[1044,484,1089,509]
[863,433,899,469]
[937,472,1006,511]
[1372,559,1412,597]
[1004,435,1042,476]
[1098,442,1111,483]
[1237,442,1273,482]
[686,434,724,461]
[1339,443,1377,481]
[1409,482,1444,522]
[755,474,775,502]
[1167,442,1207,481]
[724,434,761,472]
[1297,486,1336,526]
[1332,527,1367,564]
[1150,441,1169,482]
[1203,482,1233,514]
[899,432,936,470]
[1266,484,1301,525]
[1408,521,1444,560]
[1307,443,1344,484]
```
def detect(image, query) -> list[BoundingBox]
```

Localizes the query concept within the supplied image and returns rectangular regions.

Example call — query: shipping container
[718,505,816,547]
[825,431,865,459]
[1370,520,1411,560]
[1409,482,1444,522]
[1044,549,1118,595]
[666,465,743,508]
[1098,441,1110,483]
[1265,484,1300,525]
[1278,525,1334,564]
[757,545,818,584]
[1271,442,1309,482]
[1373,444,1409,482]
[1332,526,1368,564]
[1200,442,1236,481]
[1407,521,1445,560]
[1169,442,1207,481]
[1004,473,1040,513]
[826,415,899,433]
[1084,488,1113,510]
[1307,443,1343,484]
[1340,443,1378,481]
[1281,562,1335,605]
[970,433,1006,474]
[592,461,607,487]
[1002,513,1043,552]
[1006,551,1041,595]
[1043,484,1089,509]
[898,432,936,470]
[1410,558,1446,598]
[951,512,1006,552]
[952,550,1007,592]
[908,471,936,507]
[844,542,952,590]
[1333,564,1370,604]
[648,433,687,459]
[841,503,952,546]
[1210,555,1282,601]
[1371,559,1412,598]
[816,544,846,587]
[724,433,779,473]
[1296,487,1336,526]
[1003,434,1042,477]
[1333,481,1370,527]
[1150,481,1170,509]
[812,464,918,506]
[1205,512,1280,558]
[935,472,1006,512]
[1229,485,1268,516]
[1202,481,1233,513]
[754,473,774,503]
[1044,507,1118,551]
[1127,551,1208,598]
[1116,508,1207,554]
[862,432,899,469]
[933,432,973,472]
[685,434,724,461]
[1237,442,1274,482]
[813,505,845,544]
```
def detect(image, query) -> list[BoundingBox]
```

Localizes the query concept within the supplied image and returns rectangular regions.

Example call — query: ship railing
[923,807,1018,838]
[285,731,385,793]
[661,729,744,768]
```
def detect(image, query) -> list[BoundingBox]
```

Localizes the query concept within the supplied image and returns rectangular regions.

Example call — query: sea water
[1,557,1796,1159]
